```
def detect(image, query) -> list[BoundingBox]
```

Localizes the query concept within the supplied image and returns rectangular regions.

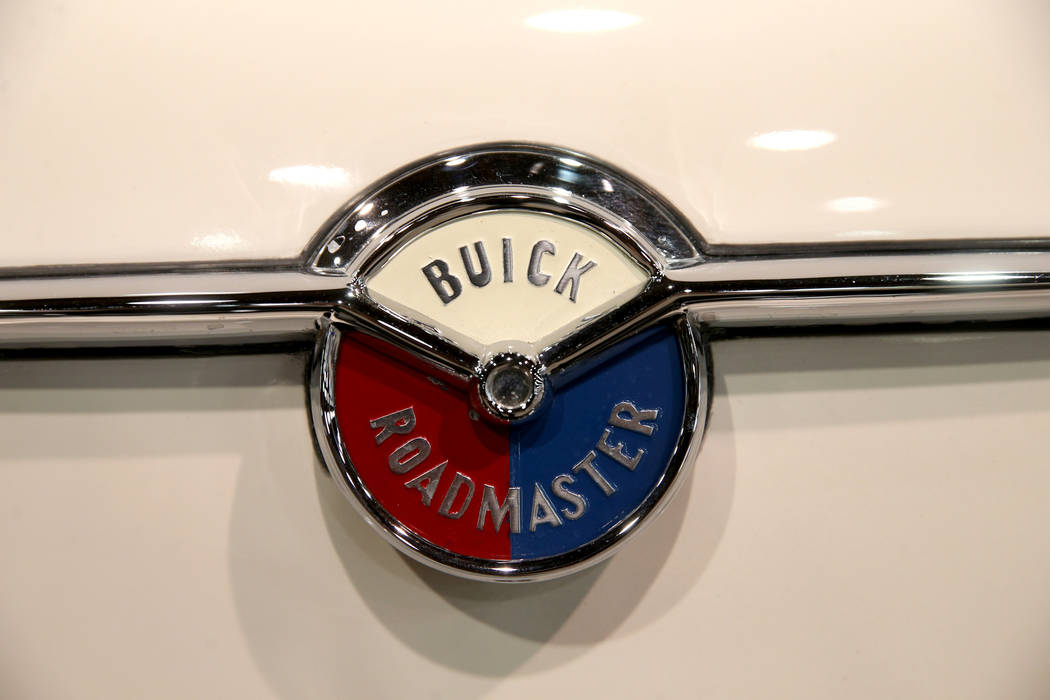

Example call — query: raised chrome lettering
[476,484,522,534]
[502,237,513,283]
[388,436,432,474]
[551,474,587,520]
[596,428,643,470]
[608,402,659,435]
[458,241,491,287]
[554,252,596,302]
[421,259,462,304]
[404,461,447,506]
[438,472,475,519]
[529,482,564,531]
[527,240,556,286]
[572,450,616,495]
[369,407,416,445]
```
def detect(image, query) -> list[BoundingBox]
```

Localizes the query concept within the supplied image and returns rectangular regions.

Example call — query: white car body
[3,2,1050,697]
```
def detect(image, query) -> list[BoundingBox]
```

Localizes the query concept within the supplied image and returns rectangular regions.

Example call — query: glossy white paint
[3,335,1050,698]
[368,212,648,350]
[2,0,1050,266]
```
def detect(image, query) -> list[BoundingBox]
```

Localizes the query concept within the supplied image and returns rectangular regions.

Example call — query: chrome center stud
[478,354,547,422]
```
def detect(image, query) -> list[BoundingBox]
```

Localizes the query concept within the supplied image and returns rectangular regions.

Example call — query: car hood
[2,0,1049,267]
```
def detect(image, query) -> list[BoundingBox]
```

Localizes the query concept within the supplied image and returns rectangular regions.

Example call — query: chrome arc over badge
[3,143,1050,581]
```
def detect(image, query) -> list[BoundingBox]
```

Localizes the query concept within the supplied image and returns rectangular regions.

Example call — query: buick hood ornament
[3,143,1050,581]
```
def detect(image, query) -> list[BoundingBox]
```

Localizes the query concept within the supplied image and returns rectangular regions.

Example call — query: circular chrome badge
[310,144,709,581]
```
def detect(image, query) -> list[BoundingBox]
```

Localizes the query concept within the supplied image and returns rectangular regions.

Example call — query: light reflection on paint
[827,196,885,213]
[525,9,640,33]
[747,130,837,151]
[268,165,350,189]
[835,230,896,240]
[192,231,243,251]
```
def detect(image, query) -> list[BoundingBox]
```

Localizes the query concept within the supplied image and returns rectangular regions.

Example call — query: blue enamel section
[508,326,685,560]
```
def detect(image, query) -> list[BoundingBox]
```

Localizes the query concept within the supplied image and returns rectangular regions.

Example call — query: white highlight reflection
[268,165,350,189]
[526,9,640,33]
[938,272,1015,283]
[827,196,885,213]
[747,130,836,151]
[192,231,243,251]
[835,230,895,240]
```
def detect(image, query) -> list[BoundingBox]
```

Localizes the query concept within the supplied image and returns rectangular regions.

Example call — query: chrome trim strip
[0,272,348,347]
[0,258,303,281]
[3,254,1050,346]
[0,314,323,348]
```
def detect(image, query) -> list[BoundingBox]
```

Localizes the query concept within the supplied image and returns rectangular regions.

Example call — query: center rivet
[477,354,547,422]
[485,363,533,410]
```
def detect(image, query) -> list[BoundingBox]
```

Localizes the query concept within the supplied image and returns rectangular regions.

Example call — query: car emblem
[3,143,1049,581]
[308,149,708,581]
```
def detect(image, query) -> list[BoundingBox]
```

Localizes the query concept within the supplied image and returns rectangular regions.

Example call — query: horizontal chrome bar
[0,313,324,348]
[672,250,1050,326]
[3,251,1050,362]
[0,271,348,347]
[674,250,1050,283]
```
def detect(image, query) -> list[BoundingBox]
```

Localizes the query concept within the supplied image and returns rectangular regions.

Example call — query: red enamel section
[334,332,512,559]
